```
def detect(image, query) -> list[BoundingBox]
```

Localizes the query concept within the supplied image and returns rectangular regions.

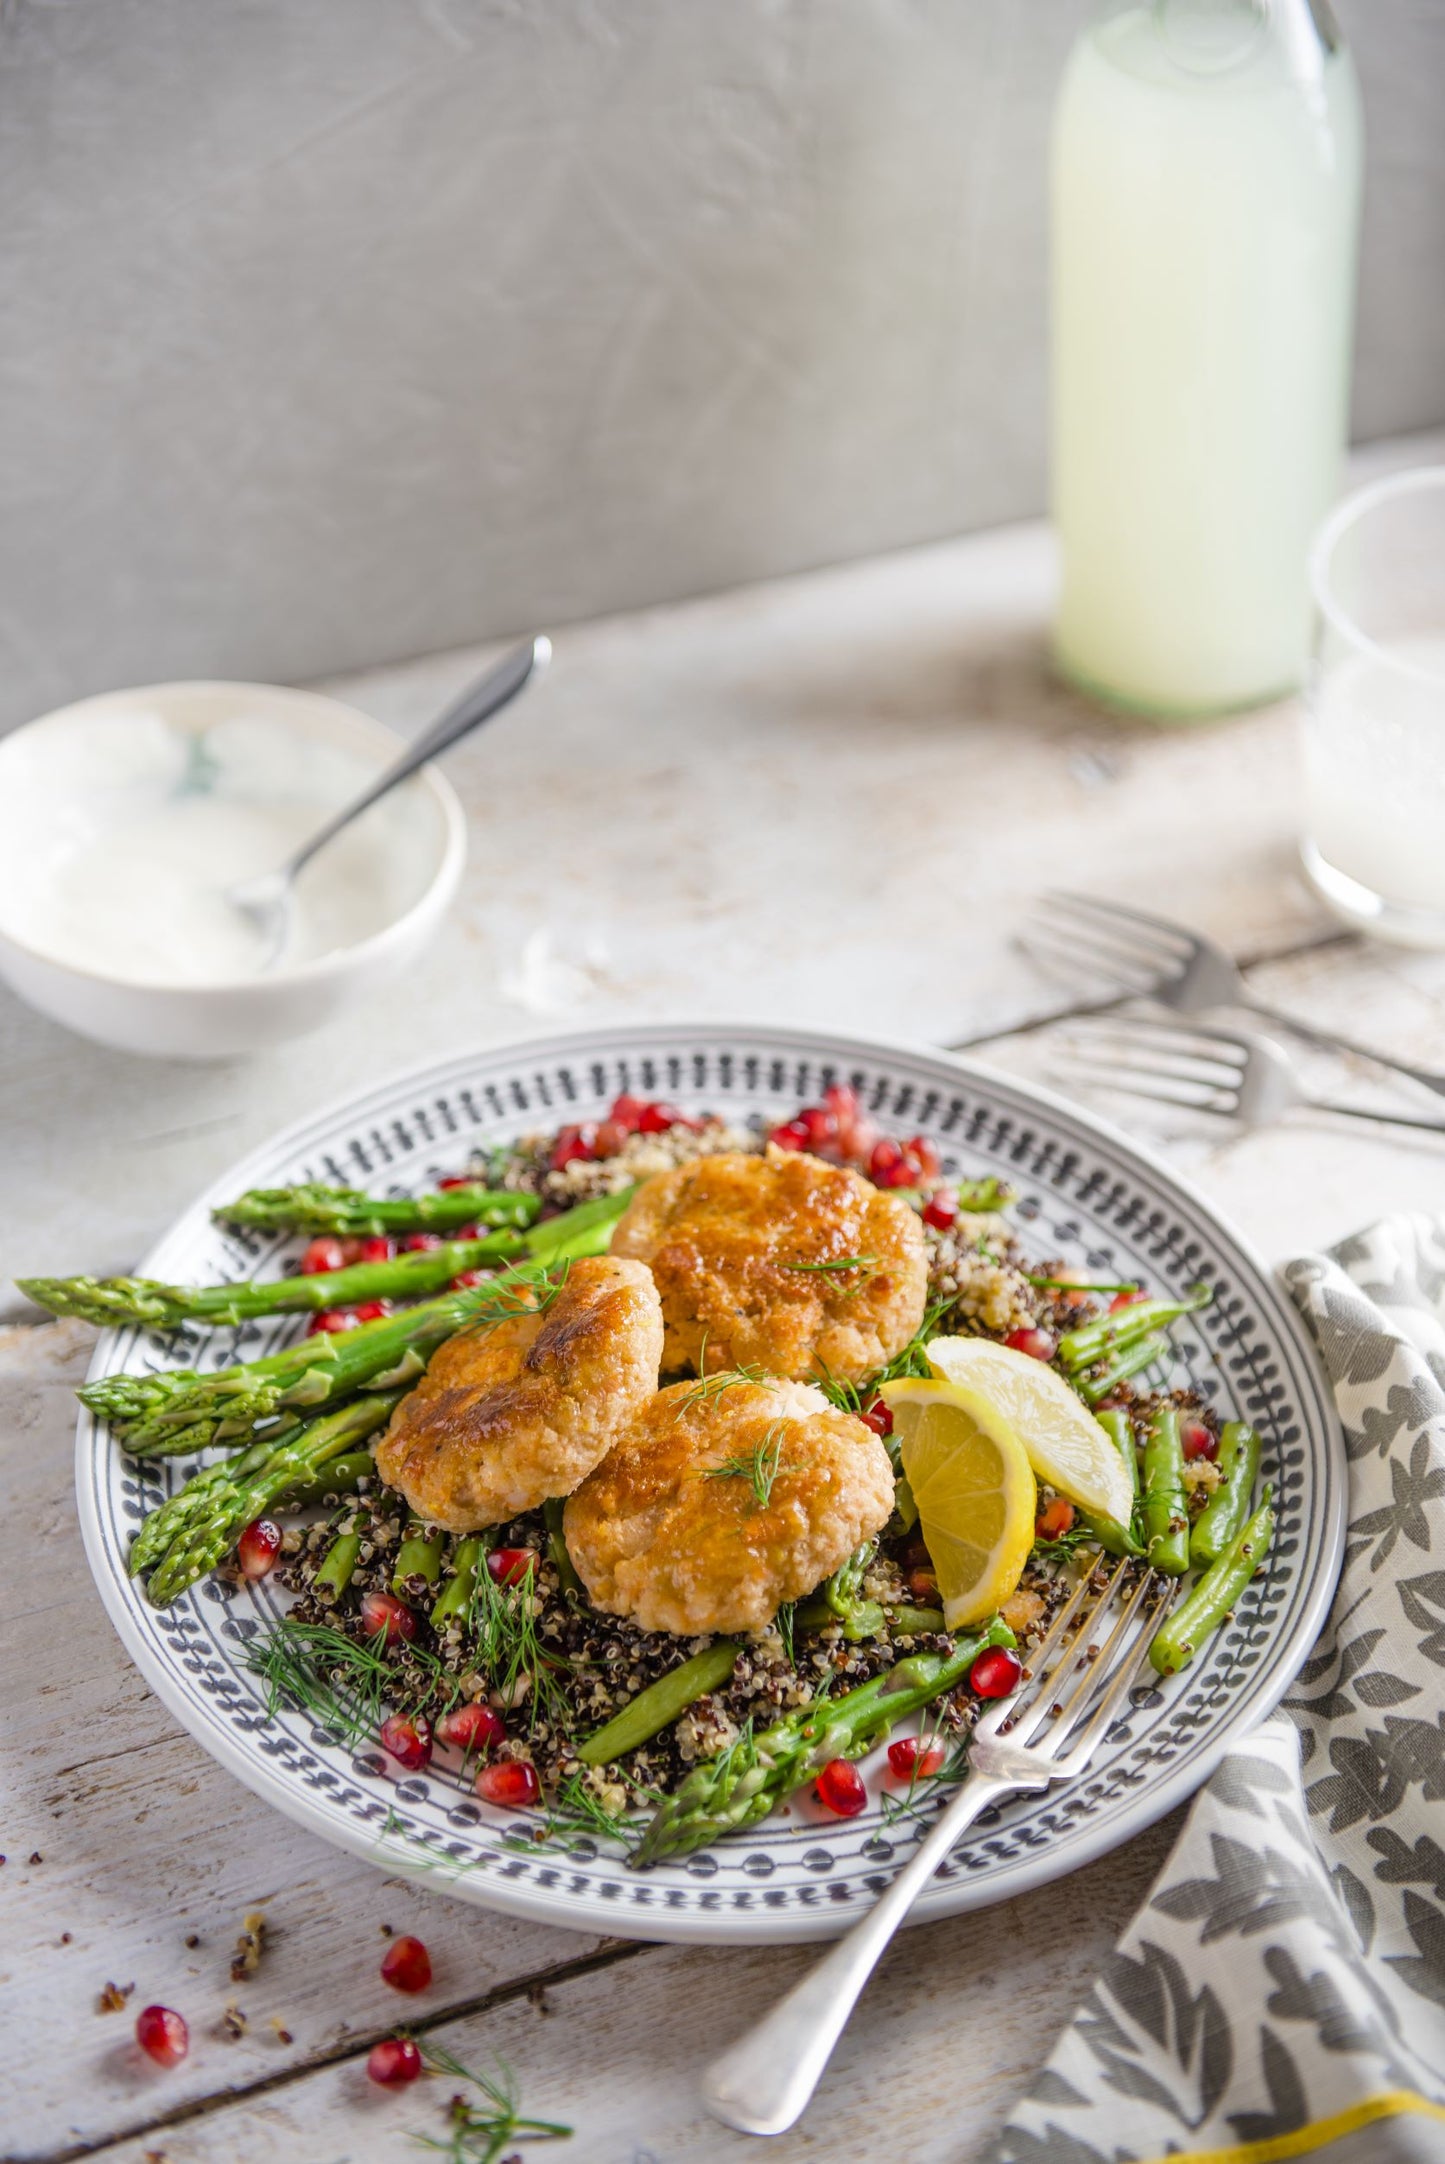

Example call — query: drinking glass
[1301,468,1445,947]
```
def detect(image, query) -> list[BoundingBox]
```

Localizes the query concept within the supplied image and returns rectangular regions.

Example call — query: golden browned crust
[563,1376,895,1635]
[610,1146,928,1383]
[374,1256,664,1531]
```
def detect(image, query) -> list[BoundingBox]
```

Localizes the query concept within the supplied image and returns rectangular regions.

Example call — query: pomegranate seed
[815,1758,867,1817]
[969,1646,1023,1699]
[135,2004,188,2068]
[454,1223,481,1241]
[236,1517,282,1580]
[352,1300,390,1323]
[888,1736,946,1780]
[868,1138,906,1186]
[640,1099,693,1133]
[908,1568,939,1603]
[437,1174,478,1191]
[435,1701,505,1752]
[799,1104,838,1155]
[767,1117,812,1152]
[1109,1287,1148,1312]
[1005,1326,1057,1362]
[486,1547,535,1588]
[859,1397,893,1438]
[307,1308,356,1335]
[550,1124,596,1170]
[368,2035,423,2086]
[1035,1497,1076,1540]
[922,1188,958,1230]
[1182,1421,1219,1462]
[592,1120,629,1158]
[358,1235,392,1265]
[902,1135,941,1181]
[451,1270,487,1289]
[379,1713,432,1772]
[824,1084,876,1163]
[300,1235,346,1276]
[380,1934,432,1994]
[401,1232,443,1252]
[608,1092,647,1131]
[476,1759,540,1807]
[360,1591,418,1647]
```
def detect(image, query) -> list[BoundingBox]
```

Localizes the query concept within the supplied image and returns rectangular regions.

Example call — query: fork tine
[1018,927,1164,996]
[1035,898,1187,974]
[1065,1016,1249,1066]
[1031,1568,1165,1758]
[1045,1063,1235,1114]
[978,1559,1132,1748]
[1061,1035,1243,1086]
[1056,1576,1177,1771]
[1044,890,1197,956]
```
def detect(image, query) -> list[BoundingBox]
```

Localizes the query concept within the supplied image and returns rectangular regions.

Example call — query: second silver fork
[700,1560,1173,2138]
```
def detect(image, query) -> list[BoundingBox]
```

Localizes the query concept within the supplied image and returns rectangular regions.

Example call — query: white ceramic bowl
[0,682,465,1058]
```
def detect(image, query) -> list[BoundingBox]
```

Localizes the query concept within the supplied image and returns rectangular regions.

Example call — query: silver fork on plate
[1022,890,1445,1101]
[700,1561,1174,2138]
[1050,1014,1445,1135]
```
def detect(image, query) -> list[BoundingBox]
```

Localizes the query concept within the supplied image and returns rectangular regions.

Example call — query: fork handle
[1241,996,1445,1100]
[699,1772,1013,2137]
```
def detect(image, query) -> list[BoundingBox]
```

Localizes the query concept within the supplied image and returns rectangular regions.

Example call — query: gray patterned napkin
[990,1214,1445,2164]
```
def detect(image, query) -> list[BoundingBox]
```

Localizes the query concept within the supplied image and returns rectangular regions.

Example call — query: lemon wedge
[923,1335,1135,1526]
[880,1377,1037,1627]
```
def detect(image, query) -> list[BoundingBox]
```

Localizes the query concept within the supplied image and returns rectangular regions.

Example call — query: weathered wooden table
[7,440,1445,2163]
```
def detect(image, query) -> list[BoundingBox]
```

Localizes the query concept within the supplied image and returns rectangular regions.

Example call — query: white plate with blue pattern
[75,1023,1343,1944]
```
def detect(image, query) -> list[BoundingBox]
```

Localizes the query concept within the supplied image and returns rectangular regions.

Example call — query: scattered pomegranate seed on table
[486,1547,535,1587]
[888,1736,946,1780]
[922,1188,958,1229]
[379,1713,432,1772]
[359,1592,418,1647]
[367,2035,423,2086]
[300,1235,346,1276]
[236,1518,281,1580]
[1182,1422,1219,1462]
[1005,1326,1057,1361]
[435,1702,505,1752]
[970,1646,1023,1699]
[135,2004,188,2068]
[815,1759,867,1817]
[475,1759,540,1807]
[379,1935,432,1994]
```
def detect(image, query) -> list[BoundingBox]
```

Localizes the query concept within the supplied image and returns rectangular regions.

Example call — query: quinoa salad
[37,1082,1273,1865]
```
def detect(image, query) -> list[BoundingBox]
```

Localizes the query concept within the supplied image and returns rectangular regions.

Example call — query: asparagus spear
[277,1449,377,1508]
[212,1182,540,1237]
[543,1497,586,1602]
[577,1641,742,1767]
[28,1185,632,1331]
[393,1520,445,1596]
[140,1394,400,1606]
[82,1194,629,1456]
[794,1543,885,1641]
[315,1530,363,1599]
[431,1536,486,1627]
[1150,1490,1274,1676]
[631,1617,1015,1866]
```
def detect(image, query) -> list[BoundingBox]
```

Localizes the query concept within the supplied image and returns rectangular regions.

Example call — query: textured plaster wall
[1,0,1441,730]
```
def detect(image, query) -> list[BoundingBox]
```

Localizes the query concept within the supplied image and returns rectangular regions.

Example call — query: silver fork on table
[1050,1014,1445,1136]
[1021,890,1445,1101]
[700,1561,1174,2138]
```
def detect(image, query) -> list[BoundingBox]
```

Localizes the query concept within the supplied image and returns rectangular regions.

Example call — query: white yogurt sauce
[0,689,443,985]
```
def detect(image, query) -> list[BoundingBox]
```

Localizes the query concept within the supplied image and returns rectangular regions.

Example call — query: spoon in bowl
[225,634,550,968]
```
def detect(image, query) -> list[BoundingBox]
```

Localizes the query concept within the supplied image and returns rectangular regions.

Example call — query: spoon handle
[287,634,550,881]
[1240,994,1445,1100]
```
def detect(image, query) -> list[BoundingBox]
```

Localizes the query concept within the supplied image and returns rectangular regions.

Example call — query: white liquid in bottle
[1051,1,1362,717]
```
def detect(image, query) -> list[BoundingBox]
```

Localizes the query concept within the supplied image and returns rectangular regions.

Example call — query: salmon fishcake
[563,1375,895,1635]
[375,1257,663,1532]
[610,1146,928,1384]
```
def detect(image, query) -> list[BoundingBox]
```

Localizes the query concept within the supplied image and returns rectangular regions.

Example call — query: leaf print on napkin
[1155,1832,1343,1944]
[1208,1752,1294,1819]
[1350,1376,1443,1464]
[1227,2027,1310,2145]
[1331,1861,1376,1954]
[1348,1434,1445,1571]
[992,2128,1124,2164]
[1386,1891,1445,2009]
[1296,1284,1398,1393]
[1307,1733,1408,1833]
[1078,1941,1232,2127]
[1399,1570,1445,1667]
[1366,1827,1445,1902]
[1262,1945,1388,2056]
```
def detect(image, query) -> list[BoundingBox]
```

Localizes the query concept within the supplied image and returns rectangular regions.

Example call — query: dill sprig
[675,1360,768,1415]
[1025,1274,1140,1294]
[879,1727,970,1830]
[415,2041,572,2163]
[247,1619,460,1745]
[504,1772,647,1857]
[705,1422,786,1507]
[1031,1525,1095,1566]
[785,1253,876,1276]
[871,1296,956,1386]
[776,1600,796,1666]
[812,1356,864,1417]
[465,1556,567,1734]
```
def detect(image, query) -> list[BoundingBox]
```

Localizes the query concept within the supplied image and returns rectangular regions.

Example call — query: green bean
[1075,1333,1170,1406]
[430,1535,486,1626]
[1150,1490,1274,1676]
[885,1604,947,1635]
[1058,1286,1210,1374]
[1142,1407,1190,1574]
[1190,1422,1262,1569]
[577,1641,741,1766]
[543,1497,586,1601]
[392,1520,445,1595]
[277,1450,377,1508]
[1080,1409,1144,1555]
[315,1531,362,1597]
